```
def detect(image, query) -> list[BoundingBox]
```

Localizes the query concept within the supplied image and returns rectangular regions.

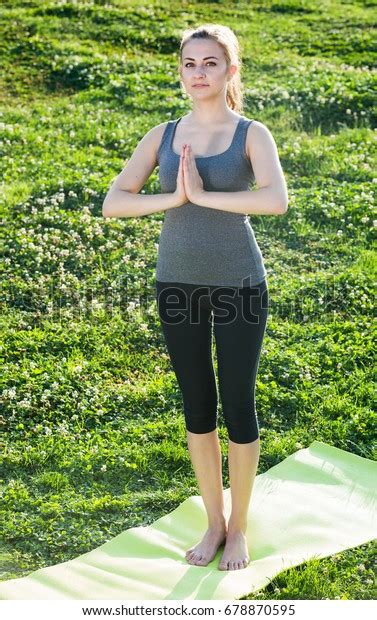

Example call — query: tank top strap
[233,116,254,157]
[156,119,178,161]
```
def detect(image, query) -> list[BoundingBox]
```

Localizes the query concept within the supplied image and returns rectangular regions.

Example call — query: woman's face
[179,39,236,100]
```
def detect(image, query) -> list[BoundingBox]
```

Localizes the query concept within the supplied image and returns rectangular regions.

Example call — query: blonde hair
[179,23,245,114]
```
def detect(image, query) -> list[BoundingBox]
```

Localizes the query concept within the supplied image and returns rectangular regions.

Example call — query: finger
[189,147,196,167]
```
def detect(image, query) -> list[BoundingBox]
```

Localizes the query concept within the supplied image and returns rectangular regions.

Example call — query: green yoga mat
[0,440,376,600]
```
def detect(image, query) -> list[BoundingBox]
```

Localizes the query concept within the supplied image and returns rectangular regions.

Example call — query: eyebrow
[183,56,219,61]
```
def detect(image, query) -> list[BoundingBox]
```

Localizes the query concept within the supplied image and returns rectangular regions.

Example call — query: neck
[186,100,237,126]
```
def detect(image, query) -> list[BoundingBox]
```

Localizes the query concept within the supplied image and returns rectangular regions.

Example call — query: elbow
[102,196,115,218]
[102,189,134,218]
[102,198,109,217]
[274,190,289,214]
[275,201,288,215]
[266,184,289,215]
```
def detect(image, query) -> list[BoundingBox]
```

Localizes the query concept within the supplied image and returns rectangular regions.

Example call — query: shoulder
[136,120,171,160]
[144,120,170,145]
[244,119,278,160]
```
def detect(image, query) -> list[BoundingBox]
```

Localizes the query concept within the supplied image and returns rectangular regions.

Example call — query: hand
[182,144,205,203]
[172,145,189,207]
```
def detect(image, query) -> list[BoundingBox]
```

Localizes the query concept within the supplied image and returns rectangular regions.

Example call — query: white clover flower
[57,423,69,436]
[19,399,31,407]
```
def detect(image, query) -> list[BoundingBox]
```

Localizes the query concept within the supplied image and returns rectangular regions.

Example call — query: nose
[194,68,206,78]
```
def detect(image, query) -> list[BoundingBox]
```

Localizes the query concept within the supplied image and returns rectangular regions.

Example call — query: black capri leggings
[155,278,269,444]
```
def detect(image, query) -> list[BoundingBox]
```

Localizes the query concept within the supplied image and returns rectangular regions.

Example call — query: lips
[193,84,209,87]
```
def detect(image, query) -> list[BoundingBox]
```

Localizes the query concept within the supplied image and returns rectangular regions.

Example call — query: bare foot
[186,523,227,566]
[218,529,250,570]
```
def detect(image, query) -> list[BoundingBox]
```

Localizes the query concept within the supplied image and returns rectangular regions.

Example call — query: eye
[184,62,216,67]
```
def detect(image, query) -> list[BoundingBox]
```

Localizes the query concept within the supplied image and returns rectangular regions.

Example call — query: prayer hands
[182,144,204,204]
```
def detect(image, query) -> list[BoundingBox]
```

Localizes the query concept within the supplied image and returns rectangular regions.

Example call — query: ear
[228,64,238,80]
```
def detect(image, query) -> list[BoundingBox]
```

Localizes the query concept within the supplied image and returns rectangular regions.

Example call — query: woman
[103,24,288,572]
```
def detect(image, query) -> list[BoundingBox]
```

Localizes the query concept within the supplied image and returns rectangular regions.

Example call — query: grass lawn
[1,0,376,600]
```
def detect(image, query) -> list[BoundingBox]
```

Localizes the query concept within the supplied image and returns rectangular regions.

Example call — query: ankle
[227,519,247,535]
[227,527,247,537]
[208,516,227,531]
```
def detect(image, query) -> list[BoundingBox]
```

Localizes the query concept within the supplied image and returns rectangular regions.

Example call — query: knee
[185,414,218,435]
[183,400,218,434]
[222,401,259,444]
[228,426,259,444]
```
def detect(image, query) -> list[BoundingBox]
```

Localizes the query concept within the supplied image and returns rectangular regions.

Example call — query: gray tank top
[156,116,267,287]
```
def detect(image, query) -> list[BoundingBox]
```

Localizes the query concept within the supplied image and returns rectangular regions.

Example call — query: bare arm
[103,188,179,218]
[102,123,179,218]
[193,121,289,215]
